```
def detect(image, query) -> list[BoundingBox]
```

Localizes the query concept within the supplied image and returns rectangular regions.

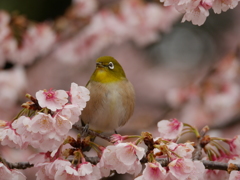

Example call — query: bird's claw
[82,124,89,137]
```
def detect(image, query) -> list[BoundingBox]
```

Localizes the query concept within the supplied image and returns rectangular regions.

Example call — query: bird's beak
[96,62,105,68]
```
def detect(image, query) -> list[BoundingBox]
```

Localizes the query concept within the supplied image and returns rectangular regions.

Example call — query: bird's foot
[82,124,89,137]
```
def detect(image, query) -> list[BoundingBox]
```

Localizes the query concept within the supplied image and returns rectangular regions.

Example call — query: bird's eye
[108,62,114,70]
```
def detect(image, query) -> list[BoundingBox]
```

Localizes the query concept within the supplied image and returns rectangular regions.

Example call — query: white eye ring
[108,62,114,70]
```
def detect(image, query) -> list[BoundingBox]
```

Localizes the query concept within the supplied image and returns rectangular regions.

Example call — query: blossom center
[44,89,56,100]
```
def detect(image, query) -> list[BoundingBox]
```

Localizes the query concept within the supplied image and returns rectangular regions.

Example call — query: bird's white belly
[91,90,125,132]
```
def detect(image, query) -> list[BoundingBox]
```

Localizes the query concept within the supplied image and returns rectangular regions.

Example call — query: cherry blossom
[11,113,66,151]
[227,135,240,155]
[135,162,166,180]
[36,159,78,180]
[72,0,97,17]
[0,66,27,109]
[160,0,240,25]
[110,134,128,144]
[57,104,81,124]
[54,0,179,63]
[0,121,25,149]
[229,171,240,180]
[36,159,102,180]
[70,82,90,110]
[157,119,183,139]
[77,162,102,180]
[36,89,68,111]
[167,142,194,158]
[8,24,56,65]
[98,143,144,176]
[168,158,205,180]
[181,5,209,26]
[212,0,239,14]
[54,114,72,136]
[0,163,26,180]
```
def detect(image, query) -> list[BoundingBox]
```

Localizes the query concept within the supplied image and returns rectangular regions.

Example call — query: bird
[81,56,135,133]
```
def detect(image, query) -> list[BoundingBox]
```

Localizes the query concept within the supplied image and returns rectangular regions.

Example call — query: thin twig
[192,126,209,160]
[0,157,33,169]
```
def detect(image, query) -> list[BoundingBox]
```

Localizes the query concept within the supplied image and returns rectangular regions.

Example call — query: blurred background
[0,0,240,179]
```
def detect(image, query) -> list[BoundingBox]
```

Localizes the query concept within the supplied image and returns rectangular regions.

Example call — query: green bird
[81,56,135,133]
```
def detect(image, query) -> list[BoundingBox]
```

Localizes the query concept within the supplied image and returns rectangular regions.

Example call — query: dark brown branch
[1,155,240,172]
[0,157,33,169]
[142,157,240,172]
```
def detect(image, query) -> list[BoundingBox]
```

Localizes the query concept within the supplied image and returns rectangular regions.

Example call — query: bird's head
[90,56,127,83]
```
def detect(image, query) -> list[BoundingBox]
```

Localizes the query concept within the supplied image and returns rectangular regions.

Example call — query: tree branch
[0,157,33,169]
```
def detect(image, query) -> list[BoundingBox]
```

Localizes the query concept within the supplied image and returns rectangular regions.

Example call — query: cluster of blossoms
[54,0,180,63]
[0,11,56,67]
[166,53,240,128]
[1,93,240,179]
[0,82,90,151]
[160,0,239,25]
[0,0,180,66]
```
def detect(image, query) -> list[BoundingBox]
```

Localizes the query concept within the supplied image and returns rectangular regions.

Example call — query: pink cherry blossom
[77,162,102,180]
[36,159,79,180]
[26,113,64,151]
[57,104,81,124]
[135,162,166,180]
[182,5,209,26]
[167,142,194,158]
[110,134,128,144]
[168,158,205,180]
[229,171,240,180]
[29,113,55,134]
[201,0,214,10]
[157,119,183,139]
[0,163,26,180]
[11,116,31,137]
[212,0,239,14]
[70,82,90,110]
[36,159,101,180]
[12,113,73,151]
[72,0,97,17]
[98,143,144,176]
[116,142,145,166]
[0,66,27,109]
[36,89,68,111]
[8,24,56,65]
[28,152,51,165]
[0,124,24,149]
[204,169,229,180]
[54,114,72,136]
[227,135,240,155]
[53,1,179,63]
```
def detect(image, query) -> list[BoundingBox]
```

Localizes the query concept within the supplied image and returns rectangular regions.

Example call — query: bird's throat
[90,69,124,83]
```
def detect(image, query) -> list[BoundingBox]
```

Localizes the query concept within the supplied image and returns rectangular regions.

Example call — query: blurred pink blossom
[229,171,240,180]
[54,0,179,63]
[0,66,27,108]
[0,163,26,180]
[72,0,97,17]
